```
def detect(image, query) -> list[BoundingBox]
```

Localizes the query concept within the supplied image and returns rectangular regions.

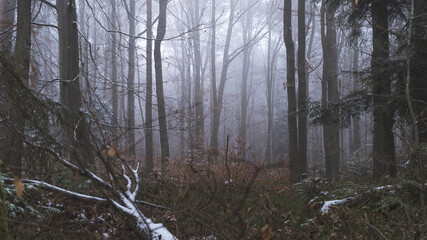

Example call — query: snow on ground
[320,197,355,213]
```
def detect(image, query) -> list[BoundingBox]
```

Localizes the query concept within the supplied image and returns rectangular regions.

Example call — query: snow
[20,179,107,202]
[320,197,355,213]
[374,185,393,190]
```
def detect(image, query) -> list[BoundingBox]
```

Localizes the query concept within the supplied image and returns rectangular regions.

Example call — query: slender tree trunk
[240,4,251,159]
[5,0,31,177]
[155,0,170,166]
[266,25,273,164]
[0,0,16,175]
[352,42,360,154]
[126,0,136,157]
[111,0,119,141]
[297,0,307,175]
[57,0,94,168]
[145,0,154,171]
[191,0,204,152]
[371,0,396,178]
[210,0,235,156]
[412,0,427,143]
[209,0,217,160]
[284,0,299,182]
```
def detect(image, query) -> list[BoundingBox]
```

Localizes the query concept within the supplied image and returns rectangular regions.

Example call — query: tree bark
[145,0,154,171]
[111,0,119,140]
[210,0,236,156]
[371,0,396,178]
[284,0,299,182]
[57,0,94,168]
[321,0,340,180]
[155,0,170,166]
[126,0,136,158]
[191,0,204,152]
[297,0,307,175]
[412,0,427,143]
[351,41,360,154]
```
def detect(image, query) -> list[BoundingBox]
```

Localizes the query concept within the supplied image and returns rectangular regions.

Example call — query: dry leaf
[108,146,117,157]
[13,177,24,198]
[261,224,273,240]
[355,0,359,6]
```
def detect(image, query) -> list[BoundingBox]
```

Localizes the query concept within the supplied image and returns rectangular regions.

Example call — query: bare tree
[145,0,154,171]
[155,0,170,166]
[283,0,299,182]
[297,0,307,175]
[57,0,94,167]
[320,0,340,179]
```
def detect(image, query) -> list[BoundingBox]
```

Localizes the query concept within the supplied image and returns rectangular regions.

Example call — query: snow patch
[320,197,354,213]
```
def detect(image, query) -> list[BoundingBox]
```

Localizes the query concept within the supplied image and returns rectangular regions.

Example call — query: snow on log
[320,197,355,213]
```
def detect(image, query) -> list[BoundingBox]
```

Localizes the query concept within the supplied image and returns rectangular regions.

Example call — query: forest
[0,0,426,239]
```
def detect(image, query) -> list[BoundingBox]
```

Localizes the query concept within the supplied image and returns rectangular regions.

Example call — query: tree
[320,0,340,179]
[371,0,396,178]
[155,0,170,166]
[297,0,308,175]
[239,0,251,159]
[0,0,16,175]
[124,0,136,158]
[145,0,154,171]
[210,0,236,156]
[57,0,94,167]
[283,0,299,182]
[190,0,204,152]
[412,0,427,143]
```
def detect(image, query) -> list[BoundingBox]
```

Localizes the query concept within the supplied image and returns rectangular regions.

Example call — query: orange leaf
[108,146,117,157]
[13,177,24,198]
[261,224,273,240]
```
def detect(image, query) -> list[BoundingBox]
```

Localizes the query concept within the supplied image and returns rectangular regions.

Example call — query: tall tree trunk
[5,0,31,177]
[321,0,340,180]
[145,0,154,171]
[297,0,307,175]
[240,3,251,159]
[284,0,299,182]
[191,0,204,152]
[266,24,273,164]
[126,0,136,158]
[412,0,427,143]
[111,0,119,141]
[210,0,235,156]
[155,0,170,166]
[57,0,94,168]
[210,0,217,160]
[352,41,360,154]
[371,0,396,178]
[0,0,16,175]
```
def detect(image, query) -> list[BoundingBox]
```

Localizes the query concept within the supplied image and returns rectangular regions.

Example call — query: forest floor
[1,157,426,239]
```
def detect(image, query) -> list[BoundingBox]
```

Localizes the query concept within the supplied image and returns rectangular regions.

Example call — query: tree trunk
[371,0,396,178]
[352,42,360,153]
[126,0,136,158]
[210,0,235,156]
[240,3,251,160]
[412,0,427,143]
[297,0,307,175]
[284,0,299,182]
[321,0,340,180]
[0,0,16,175]
[209,0,217,160]
[57,0,94,168]
[155,0,170,166]
[145,0,154,171]
[266,24,273,164]
[191,0,204,152]
[111,0,119,141]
